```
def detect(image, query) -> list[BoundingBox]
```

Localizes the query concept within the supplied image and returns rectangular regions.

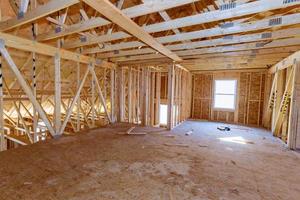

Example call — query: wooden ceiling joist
[37,0,200,42]
[142,0,300,33]
[63,0,300,50]
[88,28,300,55]
[110,37,300,62]
[82,0,182,62]
[0,0,79,31]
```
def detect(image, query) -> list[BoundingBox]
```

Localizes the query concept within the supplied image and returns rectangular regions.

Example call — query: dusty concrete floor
[0,120,300,200]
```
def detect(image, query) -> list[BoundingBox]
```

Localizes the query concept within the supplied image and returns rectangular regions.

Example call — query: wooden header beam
[81,0,181,62]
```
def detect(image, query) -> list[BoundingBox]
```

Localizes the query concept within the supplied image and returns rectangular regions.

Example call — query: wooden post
[287,62,300,149]
[167,64,175,130]
[103,68,107,102]
[141,67,149,126]
[31,0,38,142]
[137,67,140,124]
[155,72,161,126]
[76,62,81,131]
[132,69,136,123]
[0,52,6,151]
[140,67,145,125]
[117,67,124,122]
[262,73,273,128]
[150,71,155,126]
[91,66,95,127]
[54,53,61,136]
[178,70,183,123]
[128,67,132,123]
[32,52,38,142]
[110,68,115,122]
[272,71,284,134]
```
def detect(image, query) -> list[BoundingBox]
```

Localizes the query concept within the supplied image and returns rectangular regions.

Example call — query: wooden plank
[155,72,161,125]
[117,67,125,122]
[32,51,38,142]
[287,63,300,149]
[0,0,79,31]
[91,68,96,127]
[76,62,81,131]
[54,53,61,135]
[81,0,181,62]
[150,72,155,126]
[0,52,5,151]
[0,32,112,67]
[110,68,115,122]
[128,67,132,123]
[137,68,140,124]
[167,64,175,130]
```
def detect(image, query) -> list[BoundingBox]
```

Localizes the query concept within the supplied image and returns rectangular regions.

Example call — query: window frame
[213,79,237,111]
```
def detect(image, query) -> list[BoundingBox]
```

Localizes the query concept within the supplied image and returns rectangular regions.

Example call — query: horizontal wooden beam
[0,32,113,67]
[82,0,181,61]
[0,0,79,31]
[37,0,199,42]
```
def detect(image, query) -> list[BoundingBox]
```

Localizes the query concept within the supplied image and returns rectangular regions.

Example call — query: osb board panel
[249,72,262,101]
[228,112,235,123]
[192,71,266,126]
[248,101,260,125]
[217,111,227,122]
[193,74,213,119]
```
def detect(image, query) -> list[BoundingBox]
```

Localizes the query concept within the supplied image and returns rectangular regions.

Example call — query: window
[213,80,237,110]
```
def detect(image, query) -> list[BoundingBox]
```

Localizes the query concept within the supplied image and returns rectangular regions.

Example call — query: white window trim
[213,79,237,111]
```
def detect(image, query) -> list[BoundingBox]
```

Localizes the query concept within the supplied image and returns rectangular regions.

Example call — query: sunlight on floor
[219,136,248,145]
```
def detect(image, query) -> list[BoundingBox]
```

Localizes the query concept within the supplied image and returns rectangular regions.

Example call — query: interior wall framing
[192,70,266,126]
